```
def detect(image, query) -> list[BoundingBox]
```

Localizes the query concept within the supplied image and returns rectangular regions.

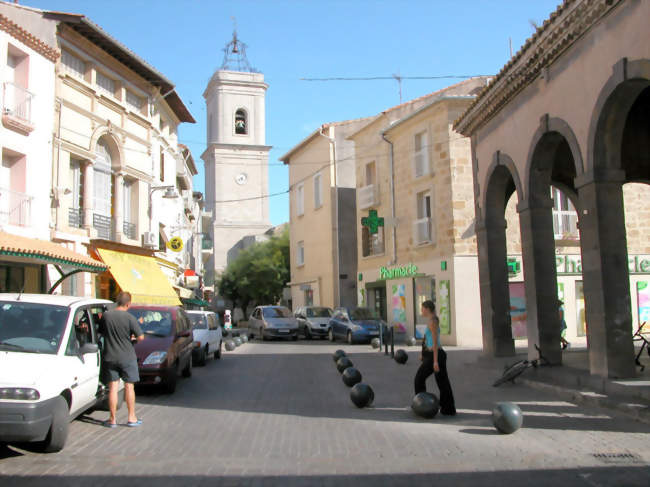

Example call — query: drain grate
[592,452,644,464]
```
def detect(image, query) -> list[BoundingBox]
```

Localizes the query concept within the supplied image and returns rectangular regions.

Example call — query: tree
[216,229,290,315]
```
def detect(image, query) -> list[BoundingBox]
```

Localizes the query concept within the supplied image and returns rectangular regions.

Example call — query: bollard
[384,329,389,355]
[379,322,383,353]
[390,327,395,358]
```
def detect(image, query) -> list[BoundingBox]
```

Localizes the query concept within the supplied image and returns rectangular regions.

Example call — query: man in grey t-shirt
[98,291,144,428]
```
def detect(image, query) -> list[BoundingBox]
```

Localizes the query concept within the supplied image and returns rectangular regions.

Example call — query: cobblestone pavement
[2,340,649,486]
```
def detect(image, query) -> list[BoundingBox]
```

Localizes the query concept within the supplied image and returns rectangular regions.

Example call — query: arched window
[93,138,114,237]
[235,109,247,135]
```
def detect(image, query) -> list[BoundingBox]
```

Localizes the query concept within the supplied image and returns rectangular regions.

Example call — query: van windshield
[128,309,173,336]
[188,314,208,330]
[0,301,69,354]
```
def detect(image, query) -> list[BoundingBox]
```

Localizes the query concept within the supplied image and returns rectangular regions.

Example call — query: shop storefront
[507,254,650,344]
[358,257,483,347]
[90,242,180,305]
[0,231,106,294]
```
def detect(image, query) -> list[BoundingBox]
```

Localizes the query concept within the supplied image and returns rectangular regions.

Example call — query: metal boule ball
[407,336,417,346]
[333,349,346,362]
[492,402,523,434]
[350,383,374,408]
[233,337,242,347]
[411,392,440,418]
[371,338,380,349]
[341,367,362,387]
[225,340,236,351]
[241,334,248,343]
[394,349,408,364]
[336,356,353,373]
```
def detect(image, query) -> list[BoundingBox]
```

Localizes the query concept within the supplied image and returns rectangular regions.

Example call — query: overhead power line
[300,75,491,81]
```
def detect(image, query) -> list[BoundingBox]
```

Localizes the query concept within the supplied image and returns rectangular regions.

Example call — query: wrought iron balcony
[93,213,114,240]
[68,207,84,228]
[123,220,137,240]
[0,188,32,227]
[2,82,33,126]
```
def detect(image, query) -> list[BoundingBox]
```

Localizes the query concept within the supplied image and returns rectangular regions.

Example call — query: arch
[587,58,650,173]
[89,126,123,170]
[234,108,248,135]
[481,151,523,221]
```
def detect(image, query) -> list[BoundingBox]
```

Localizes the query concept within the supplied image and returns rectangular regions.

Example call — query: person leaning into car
[98,291,144,428]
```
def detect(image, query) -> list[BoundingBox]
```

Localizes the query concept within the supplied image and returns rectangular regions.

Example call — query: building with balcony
[350,78,490,346]
[0,3,195,302]
[281,118,370,310]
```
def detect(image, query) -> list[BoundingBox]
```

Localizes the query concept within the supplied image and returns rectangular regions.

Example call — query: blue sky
[25,0,561,225]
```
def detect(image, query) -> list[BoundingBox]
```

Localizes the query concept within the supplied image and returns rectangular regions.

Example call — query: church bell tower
[202,30,272,278]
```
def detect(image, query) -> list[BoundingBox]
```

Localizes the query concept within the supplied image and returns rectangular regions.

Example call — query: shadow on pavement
[131,344,650,434]
[1,466,649,487]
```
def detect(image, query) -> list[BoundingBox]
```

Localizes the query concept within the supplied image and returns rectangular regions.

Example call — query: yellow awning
[96,248,181,306]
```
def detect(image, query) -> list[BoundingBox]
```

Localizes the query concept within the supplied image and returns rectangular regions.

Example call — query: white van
[0,294,122,452]
[187,310,223,366]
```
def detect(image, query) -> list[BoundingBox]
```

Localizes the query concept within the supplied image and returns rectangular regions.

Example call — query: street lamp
[148,185,179,231]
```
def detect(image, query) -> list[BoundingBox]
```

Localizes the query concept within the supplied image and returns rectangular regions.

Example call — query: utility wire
[300,75,492,81]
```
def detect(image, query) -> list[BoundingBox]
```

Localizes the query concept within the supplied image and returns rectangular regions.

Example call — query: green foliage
[216,228,289,311]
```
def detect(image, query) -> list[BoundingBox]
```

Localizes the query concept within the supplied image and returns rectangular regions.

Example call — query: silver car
[249,306,299,341]
[295,306,333,340]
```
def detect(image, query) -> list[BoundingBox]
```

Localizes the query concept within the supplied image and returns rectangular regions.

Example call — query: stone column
[114,171,124,241]
[476,217,515,357]
[518,197,562,364]
[576,169,635,378]
[82,161,94,233]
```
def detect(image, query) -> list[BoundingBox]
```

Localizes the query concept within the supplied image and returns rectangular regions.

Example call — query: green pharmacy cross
[361,209,384,235]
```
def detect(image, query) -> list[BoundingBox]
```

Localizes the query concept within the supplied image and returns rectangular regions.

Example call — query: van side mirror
[80,343,98,354]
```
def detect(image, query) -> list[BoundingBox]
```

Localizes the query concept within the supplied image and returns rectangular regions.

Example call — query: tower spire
[219,18,256,72]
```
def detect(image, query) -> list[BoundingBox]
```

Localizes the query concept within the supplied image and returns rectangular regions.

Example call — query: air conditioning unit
[142,231,157,248]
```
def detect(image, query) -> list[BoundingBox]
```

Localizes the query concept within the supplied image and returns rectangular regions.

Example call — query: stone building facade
[455,0,650,378]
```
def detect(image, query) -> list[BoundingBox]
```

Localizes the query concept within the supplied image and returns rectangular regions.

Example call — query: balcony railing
[68,207,84,228]
[93,213,114,240]
[0,188,32,227]
[123,221,137,240]
[413,218,433,245]
[2,82,32,124]
[553,211,579,240]
[358,184,379,210]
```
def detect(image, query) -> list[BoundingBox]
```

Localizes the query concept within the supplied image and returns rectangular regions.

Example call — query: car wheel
[41,396,69,453]
[197,347,207,366]
[292,334,298,341]
[328,328,334,342]
[347,331,353,345]
[214,341,222,360]
[164,365,178,394]
[182,356,192,378]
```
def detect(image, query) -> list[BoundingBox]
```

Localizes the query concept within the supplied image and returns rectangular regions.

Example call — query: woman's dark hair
[422,300,435,313]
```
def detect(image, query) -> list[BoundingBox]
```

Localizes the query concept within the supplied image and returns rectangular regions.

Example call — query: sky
[23,0,562,226]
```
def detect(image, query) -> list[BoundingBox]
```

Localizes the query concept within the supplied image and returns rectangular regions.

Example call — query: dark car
[329,307,387,344]
[128,305,193,393]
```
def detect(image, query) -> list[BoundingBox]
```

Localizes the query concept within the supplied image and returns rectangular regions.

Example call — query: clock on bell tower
[202,30,272,276]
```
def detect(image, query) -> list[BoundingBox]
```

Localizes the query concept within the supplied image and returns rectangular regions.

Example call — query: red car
[128,305,194,393]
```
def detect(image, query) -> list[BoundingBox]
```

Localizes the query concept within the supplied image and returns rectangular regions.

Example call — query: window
[362,225,385,257]
[4,45,31,123]
[69,159,84,228]
[93,139,113,238]
[126,90,143,112]
[235,109,247,134]
[295,183,304,216]
[61,50,85,79]
[414,190,433,244]
[297,241,305,266]
[313,173,322,209]
[160,147,165,182]
[551,187,578,239]
[365,161,376,186]
[96,71,115,97]
[414,131,429,178]
[123,179,136,239]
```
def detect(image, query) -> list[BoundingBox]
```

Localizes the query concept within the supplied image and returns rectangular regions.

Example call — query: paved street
[2,340,650,486]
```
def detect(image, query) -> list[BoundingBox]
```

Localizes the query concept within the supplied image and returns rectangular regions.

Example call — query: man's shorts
[102,360,139,384]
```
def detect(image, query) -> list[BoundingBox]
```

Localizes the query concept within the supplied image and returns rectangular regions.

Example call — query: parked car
[187,310,222,366]
[0,293,119,452]
[128,305,193,393]
[249,306,299,341]
[329,307,386,344]
[295,306,333,339]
